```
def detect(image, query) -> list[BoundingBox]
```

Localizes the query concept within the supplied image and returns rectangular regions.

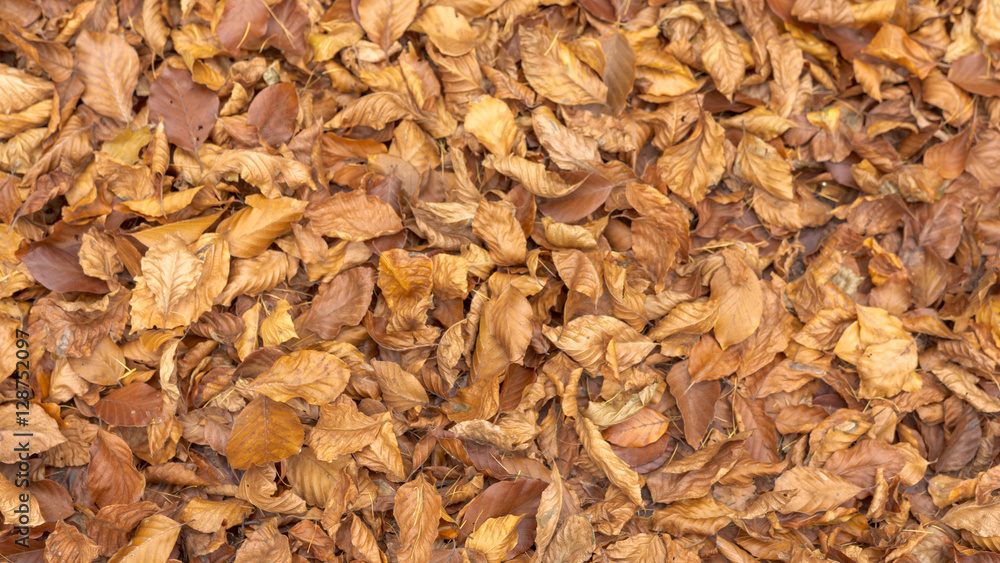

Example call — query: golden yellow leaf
[466,514,524,563]
[577,416,645,505]
[520,23,609,106]
[0,474,43,526]
[411,5,480,57]
[862,24,936,78]
[371,360,430,411]
[544,315,655,374]
[431,254,470,300]
[138,0,169,56]
[216,194,308,258]
[129,212,223,247]
[237,465,307,514]
[118,186,203,217]
[357,0,419,52]
[656,111,726,205]
[701,19,744,100]
[215,250,296,307]
[774,466,863,514]
[602,407,671,448]
[308,23,365,62]
[378,248,434,331]
[533,467,564,561]
[306,189,403,242]
[259,298,298,347]
[0,99,53,139]
[75,31,139,123]
[484,285,533,363]
[44,521,100,563]
[472,200,527,266]
[205,150,316,198]
[180,498,254,534]
[735,132,795,200]
[553,249,602,302]
[246,350,350,406]
[976,0,1000,45]
[711,249,763,350]
[233,519,292,562]
[226,396,305,470]
[541,514,595,563]
[930,362,1000,413]
[720,107,797,140]
[485,153,579,198]
[530,106,601,170]
[0,63,53,114]
[464,95,522,157]
[326,92,421,129]
[394,475,442,563]
[128,233,205,332]
[307,403,392,461]
[107,515,181,563]
[355,427,402,479]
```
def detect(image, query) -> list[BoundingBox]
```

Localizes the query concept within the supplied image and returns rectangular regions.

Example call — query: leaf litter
[2,0,1000,560]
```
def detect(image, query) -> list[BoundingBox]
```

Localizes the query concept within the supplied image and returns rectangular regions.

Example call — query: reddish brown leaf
[148,65,219,152]
[94,382,165,426]
[247,83,299,146]
[88,429,146,508]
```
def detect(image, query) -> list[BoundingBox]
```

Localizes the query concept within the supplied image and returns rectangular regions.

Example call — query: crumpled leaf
[306,189,403,242]
[657,111,726,205]
[245,350,350,406]
[520,23,608,106]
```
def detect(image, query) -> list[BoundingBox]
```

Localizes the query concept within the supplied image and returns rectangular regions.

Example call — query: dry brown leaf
[75,31,139,123]
[576,416,644,505]
[306,189,403,241]
[711,250,763,349]
[217,195,308,258]
[357,0,419,52]
[774,466,863,514]
[701,19,744,100]
[412,6,479,57]
[862,24,936,78]
[520,24,609,106]
[107,515,181,563]
[602,407,670,448]
[734,133,795,200]
[180,498,254,534]
[88,429,145,508]
[465,95,521,157]
[378,248,434,331]
[466,514,524,563]
[544,315,655,374]
[44,520,100,563]
[394,475,442,563]
[657,111,726,205]
[371,360,431,411]
[226,396,304,469]
[530,106,600,169]
[245,350,350,405]
[473,200,527,266]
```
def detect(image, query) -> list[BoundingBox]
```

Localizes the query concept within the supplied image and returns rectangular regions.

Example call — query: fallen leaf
[226,396,304,469]
[394,475,442,563]
[148,65,218,152]
[75,31,139,123]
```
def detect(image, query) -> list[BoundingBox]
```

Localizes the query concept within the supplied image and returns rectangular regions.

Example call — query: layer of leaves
[6,0,1000,560]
